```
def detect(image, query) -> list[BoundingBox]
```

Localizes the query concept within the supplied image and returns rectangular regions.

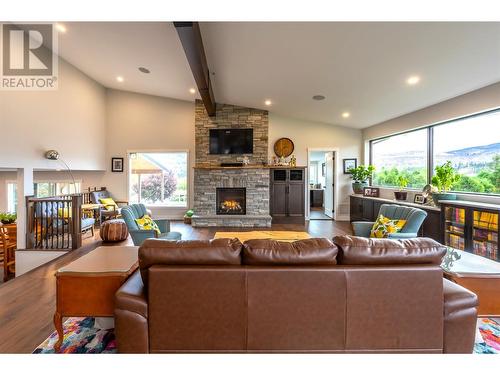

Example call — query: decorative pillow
[135,215,161,235]
[57,207,71,218]
[370,214,406,238]
[99,198,118,211]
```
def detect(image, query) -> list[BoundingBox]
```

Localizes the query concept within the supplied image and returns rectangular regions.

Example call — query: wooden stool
[100,219,129,242]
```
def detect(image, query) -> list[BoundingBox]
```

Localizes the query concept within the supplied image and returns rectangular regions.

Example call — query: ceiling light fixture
[138,67,150,74]
[189,88,196,94]
[264,100,272,106]
[406,75,420,85]
[342,112,350,118]
[312,95,325,101]
[55,23,67,33]
[116,76,124,83]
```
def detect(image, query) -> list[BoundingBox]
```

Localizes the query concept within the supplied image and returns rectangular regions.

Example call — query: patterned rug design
[33,317,116,354]
[474,318,500,354]
[213,230,311,243]
[34,316,500,354]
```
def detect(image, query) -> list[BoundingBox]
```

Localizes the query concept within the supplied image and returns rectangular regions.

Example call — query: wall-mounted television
[209,128,253,154]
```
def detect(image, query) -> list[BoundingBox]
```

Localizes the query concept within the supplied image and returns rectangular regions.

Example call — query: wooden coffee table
[53,246,139,352]
[442,248,500,316]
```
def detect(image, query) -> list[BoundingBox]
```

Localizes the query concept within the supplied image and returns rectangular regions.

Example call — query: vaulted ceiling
[56,22,500,128]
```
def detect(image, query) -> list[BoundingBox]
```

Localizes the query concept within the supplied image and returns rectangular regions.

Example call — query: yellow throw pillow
[99,198,118,211]
[135,215,161,235]
[57,207,71,218]
[370,214,407,238]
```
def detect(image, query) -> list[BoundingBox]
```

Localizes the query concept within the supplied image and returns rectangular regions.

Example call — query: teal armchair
[352,204,427,239]
[121,204,182,246]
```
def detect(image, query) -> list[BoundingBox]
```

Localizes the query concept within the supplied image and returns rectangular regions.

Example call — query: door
[271,183,287,217]
[324,152,334,218]
[288,184,305,217]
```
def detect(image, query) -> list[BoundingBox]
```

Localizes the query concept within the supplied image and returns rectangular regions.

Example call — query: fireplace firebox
[216,188,246,215]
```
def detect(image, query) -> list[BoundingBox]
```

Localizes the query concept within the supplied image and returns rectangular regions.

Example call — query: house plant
[349,165,375,194]
[0,212,17,225]
[431,161,461,203]
[394,176,408,201]
[184,209,194,225]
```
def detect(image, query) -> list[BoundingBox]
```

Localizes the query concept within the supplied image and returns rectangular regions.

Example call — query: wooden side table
[442,248,500,316]
[53,246,139,352]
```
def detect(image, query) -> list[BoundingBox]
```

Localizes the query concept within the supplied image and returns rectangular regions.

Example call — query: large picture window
[370,109,500,195]
[371,128,428,189]
[433,110,500,194]
[129,151,188,207]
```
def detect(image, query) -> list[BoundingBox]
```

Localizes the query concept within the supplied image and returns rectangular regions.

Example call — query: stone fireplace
[216,188,246,215]
[192,100,272,227]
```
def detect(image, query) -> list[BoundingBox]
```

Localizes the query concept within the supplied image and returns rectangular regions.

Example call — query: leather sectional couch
[114,235,478,353]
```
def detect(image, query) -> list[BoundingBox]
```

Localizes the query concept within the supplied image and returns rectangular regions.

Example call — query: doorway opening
[307,150,336,220]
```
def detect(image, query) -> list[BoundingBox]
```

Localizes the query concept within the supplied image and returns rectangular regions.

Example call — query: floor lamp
[44,150,77,194]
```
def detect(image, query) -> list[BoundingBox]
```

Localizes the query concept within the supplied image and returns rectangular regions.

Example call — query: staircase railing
[26,194,82,250]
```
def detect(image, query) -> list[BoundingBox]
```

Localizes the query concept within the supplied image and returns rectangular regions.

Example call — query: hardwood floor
[0,220,352,353]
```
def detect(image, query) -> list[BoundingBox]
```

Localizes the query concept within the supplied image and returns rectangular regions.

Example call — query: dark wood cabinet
[270,168,305,224]
[350,195,442,242]
[310,189,324,207]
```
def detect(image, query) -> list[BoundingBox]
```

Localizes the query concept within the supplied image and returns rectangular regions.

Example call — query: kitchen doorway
[307,149,337,220]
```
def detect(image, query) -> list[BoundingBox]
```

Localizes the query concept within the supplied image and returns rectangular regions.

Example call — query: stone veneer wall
[195,100,269,166]
[193,100,271,227]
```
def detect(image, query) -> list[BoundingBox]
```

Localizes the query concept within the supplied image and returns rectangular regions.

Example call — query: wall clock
[273,138,294,157]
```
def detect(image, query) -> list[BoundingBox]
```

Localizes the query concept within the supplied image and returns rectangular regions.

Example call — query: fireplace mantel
[194,165,306,170]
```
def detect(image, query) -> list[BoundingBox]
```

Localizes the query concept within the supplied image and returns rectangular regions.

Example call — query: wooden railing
[26,195,82,250]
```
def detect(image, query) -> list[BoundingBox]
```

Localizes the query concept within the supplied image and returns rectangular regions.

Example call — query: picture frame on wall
[321,162,326,176]
[414,193,426,204]
[343,158,357,174]
[111,157,124,173]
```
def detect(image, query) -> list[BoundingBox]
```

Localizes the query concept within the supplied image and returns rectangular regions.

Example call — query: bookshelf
[441,200,499,261]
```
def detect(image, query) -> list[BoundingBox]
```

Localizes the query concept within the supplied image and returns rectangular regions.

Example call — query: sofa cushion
[242,238,338,265]
[139,238,243,286]
[333,235,446,265]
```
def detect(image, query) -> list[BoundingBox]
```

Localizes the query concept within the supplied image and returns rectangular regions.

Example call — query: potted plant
[184,209,194,225]
[394,176,408,201]
[349,165,375,194]
[431,161,461,204]
[0,212,17,225]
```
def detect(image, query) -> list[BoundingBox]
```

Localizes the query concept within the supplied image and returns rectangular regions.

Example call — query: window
[34,181,81,198]
[371,128,428,189]
[370,108,500,195]
[129,151,188,207]
[7,182,17,213]
[433,111,500,194]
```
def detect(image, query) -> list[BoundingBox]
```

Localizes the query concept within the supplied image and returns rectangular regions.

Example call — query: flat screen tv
[209,128,253,154]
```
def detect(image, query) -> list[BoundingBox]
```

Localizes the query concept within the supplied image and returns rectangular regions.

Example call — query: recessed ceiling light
[138,67,150,74]
[312,95,325,101]
[406,75,420,85]
[342,112,350,118]
[116,76,124,83]
[264,100,272,106]
[55,23,67,33]
[189,88,196,94]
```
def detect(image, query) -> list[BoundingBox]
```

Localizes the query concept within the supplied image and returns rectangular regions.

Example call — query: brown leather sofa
[114,235,478,353]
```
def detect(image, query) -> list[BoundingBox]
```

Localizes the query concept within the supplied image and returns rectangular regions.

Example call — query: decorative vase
[352,181,368,194]
[432,192,457,205]
[394,191,408,201]
[183,216,192,225]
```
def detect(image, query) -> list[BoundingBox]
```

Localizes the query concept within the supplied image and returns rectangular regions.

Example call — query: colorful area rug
[474,318,500,354]
[34,315,500,354]
[33,317,116,354]
[213,230,311,243]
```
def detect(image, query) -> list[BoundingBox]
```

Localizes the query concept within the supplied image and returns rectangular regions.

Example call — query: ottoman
[100,219,129,242]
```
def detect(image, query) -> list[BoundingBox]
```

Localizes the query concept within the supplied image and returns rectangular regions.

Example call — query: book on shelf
[474,211,498,231]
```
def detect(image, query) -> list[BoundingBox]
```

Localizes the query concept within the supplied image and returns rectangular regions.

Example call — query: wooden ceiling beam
[174,22,216,116]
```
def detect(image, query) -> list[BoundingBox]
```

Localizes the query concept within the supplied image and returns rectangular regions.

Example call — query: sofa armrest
[351,221,374,237]
[443,278,478,353]
[115,271,149,353]
[387,232,419,239]
[154,219,171,234]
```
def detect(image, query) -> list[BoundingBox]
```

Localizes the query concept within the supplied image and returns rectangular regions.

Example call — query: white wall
[362,81,500,205]
[269,114,362,219]
[0,59,107,171]
[102,89,196,219]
